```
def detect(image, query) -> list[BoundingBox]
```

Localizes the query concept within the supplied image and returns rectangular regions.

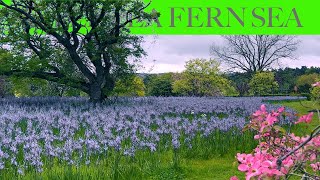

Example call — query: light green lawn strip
[274,100,320,135]
[183,158,244,180]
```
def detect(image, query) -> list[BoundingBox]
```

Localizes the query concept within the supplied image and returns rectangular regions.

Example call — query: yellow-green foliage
[296,73,320,87]
[311,86,320,102]
[249,71,279,96]
[10,77,48,97]
[113,76,145,97]
[10,77,81,97]
[296,73,320,93]
[311,78,320,102]
[172,78,192,96]
[172,58,238,96]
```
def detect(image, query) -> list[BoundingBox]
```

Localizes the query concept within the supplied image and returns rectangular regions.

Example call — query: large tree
[211,35,299,73]
[0,0,157,102]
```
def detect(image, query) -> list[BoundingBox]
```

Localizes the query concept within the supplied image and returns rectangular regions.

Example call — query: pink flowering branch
[232,103,320,180]
[232,82,320,180]
[279,82,320,174]
[276,125,320,170]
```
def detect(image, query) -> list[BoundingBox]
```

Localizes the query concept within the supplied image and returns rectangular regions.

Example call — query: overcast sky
[138,35,320,73]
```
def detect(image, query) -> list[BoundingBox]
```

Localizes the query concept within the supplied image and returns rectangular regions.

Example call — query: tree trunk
[89,82,103,103]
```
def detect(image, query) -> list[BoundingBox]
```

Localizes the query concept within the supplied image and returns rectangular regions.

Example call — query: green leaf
[273,125,286,134]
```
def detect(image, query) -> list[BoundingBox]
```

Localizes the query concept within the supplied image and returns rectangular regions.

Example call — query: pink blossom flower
[310,162,320,172]
[237,153,247,163]
[295,112,313,124]
[260,121,270,133]
[289,133,301,142]
[260,160,273,169]
[312,81,320,87]
[309,153,317,161]
[260,104,266,112]
[266,114,277,126]
[230,176,239,180]
[238,164,250,172]
[271,111,279,117]
[254,135,261,140]
[246,161,262,180]
[253,104,267,118]
[282,157,294,169]
[277,107,285,113]
[237,153,254,164]
[311,136,320,147]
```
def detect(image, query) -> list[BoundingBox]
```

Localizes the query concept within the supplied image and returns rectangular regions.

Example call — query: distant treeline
[142,65,320,97]
[228,66,320,96]
[1,64,319,98]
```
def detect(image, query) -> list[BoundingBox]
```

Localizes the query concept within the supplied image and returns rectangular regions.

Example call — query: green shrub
[249,72,279,96]
[311,86,320,101]
[301,93,311,100]
[296,73,320,93]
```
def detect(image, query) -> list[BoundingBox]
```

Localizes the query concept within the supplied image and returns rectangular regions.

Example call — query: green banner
[130,0,320,34]
[1,0,319,34]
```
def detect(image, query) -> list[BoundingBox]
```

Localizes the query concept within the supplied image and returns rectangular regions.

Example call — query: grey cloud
[296,36,320,57]
[140,35,320,73]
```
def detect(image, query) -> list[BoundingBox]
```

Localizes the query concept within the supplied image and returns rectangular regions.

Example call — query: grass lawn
[8,150,245,180]
[183,158,244,180]
[274,100,320,134]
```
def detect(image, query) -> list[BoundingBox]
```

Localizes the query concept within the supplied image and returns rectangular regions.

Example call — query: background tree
[249,72,279,96]
[146,73,174,96]
[227,72,251,96]
[112,75,145,97]
[211,35,299,73]
[311,78,320,102]
[296,73,320,93]
[173,59,238,96]
[0,75,12,97]
[0,0,157,102]
[9,76,82,97]
[225,66,320,96]
[0,76,5,98]
[273,67,299,94]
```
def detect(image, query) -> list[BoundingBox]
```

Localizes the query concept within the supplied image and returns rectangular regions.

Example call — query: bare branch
[211,35,299,73]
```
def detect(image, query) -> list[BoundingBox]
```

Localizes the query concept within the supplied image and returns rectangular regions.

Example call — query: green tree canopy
[146,73,174,96]
[9,76,82,97]
[0,0,158,102]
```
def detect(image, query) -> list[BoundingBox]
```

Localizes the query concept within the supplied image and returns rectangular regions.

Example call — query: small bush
[301,93,311,100]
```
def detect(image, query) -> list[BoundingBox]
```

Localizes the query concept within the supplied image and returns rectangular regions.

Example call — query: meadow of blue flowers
[0,96,300,179]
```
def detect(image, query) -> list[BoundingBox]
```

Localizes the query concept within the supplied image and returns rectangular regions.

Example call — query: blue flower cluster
[0,96,298,174]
